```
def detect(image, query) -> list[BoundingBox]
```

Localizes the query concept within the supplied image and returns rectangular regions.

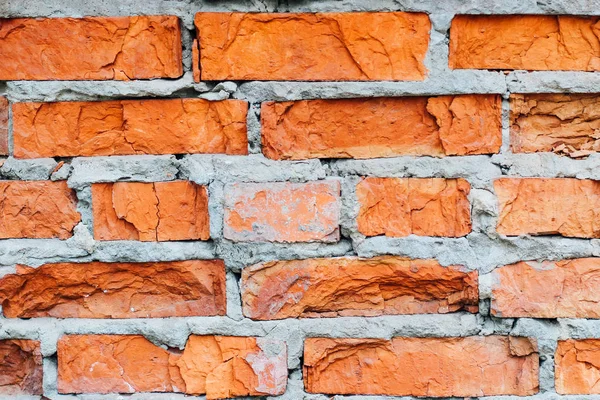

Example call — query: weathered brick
[0,16,182,80]
[511,93,600,157]
[556,339,600,394]
[0,340,43,395]
[0,260,225,318]
[356,177,471,237]
[492,258,600,318]
[13,99,247,158]
[224,180,340,243]
[450,15,600,71]
[0,97,7,155]
[242,256,478,320]
[0,180,80,239]
[304,336,539,396]
[262,95,501,160]
[58,335,287,398]
[495,178,600,238]
[195,12,430,81]
[92,181,210,241]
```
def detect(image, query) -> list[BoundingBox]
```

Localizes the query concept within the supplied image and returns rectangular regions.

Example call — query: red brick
[91,181,209,241]
[195,12,430,81]
[0,180,80,239]
[0,260,225,318]
[13,99,247,158]
[224,180,340,243]
[0,340,43,395]
[511,93,600,157]
[304,336,539,396]
[0,97,7,155]
[0,16,182,80]
[492,258,600,318]
[262,95,501,160]
[58,335,287,398]
[450,15,600,71]
[242,256,478,320]
[356,177,471,237]
[495,178,600,238]
[556,339,600,394]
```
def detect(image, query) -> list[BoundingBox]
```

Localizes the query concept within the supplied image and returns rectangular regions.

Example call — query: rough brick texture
[195,12,430,81]
[224,180,340,243]
[58,335,287,398]
[262,95,502,159]
[242,256,478,319]
[450,15,600,71]
[0,97,7,155]
[0,260,225,318]
[2,3,600,399]
[13,99,248,158]
[492,258,600,318]
[0,16,182,80]
[92,181,210,241]
[0,340,43,395]
[0,181,80,239]
[555,339,600,394]
[357,177,471,237]
[511,93,600,157]
[304,336,539,396]
[495,178,600,238]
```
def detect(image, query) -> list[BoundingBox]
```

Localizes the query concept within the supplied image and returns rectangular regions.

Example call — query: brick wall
[1,0,600,398]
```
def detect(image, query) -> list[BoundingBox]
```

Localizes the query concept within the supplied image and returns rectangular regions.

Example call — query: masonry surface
[2,0,600,399]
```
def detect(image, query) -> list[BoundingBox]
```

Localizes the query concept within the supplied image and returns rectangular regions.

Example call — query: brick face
[58,335,287,398]
[242,256,478,319]
[0,16,182,80]
[261,95,502,160]
[356,177,471,237]
[195,12,430,81]
[0,260,226,318]
[0,340,43,395]
[223,180,340,243]
[0,181,80,239]
[304,336,539,396]
[91,181,210,241]
[13,99,248,158]
[555,339,600,394]
[0,97,7,155]
[449,15,600,71]
[510,93,600,157]
[492,258,600,318]
[495,178,600,238]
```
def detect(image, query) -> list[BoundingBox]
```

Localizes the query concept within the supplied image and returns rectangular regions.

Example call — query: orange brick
[0,180,80,239]
[242,256,478,320]
[511,93,600,157]
[495,178,600,238]
[0,97,7,155]
[356,177,471,237]
[224,181,340,243]
[0,260,226,318]
[13,99,247,158]
[0,340,42,395]
[58,335,287,398]
[492,258,600,318]
[304,336,539,396]
[195,12,430,81]
[556,339,600,394]
[91,181,209,241]
[450,15,600,71]
[262,95,501,160]
[0,16,182,80]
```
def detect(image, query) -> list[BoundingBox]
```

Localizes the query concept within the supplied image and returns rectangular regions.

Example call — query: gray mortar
[2,0,600,399]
